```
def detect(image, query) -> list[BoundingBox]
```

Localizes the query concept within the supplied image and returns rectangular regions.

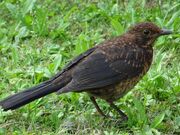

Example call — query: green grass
[0,0,179,134]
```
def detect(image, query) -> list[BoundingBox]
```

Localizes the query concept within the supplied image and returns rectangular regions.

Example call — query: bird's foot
[108,101,128,122]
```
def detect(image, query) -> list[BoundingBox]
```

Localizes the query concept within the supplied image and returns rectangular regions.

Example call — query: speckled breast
[87,76,140,102]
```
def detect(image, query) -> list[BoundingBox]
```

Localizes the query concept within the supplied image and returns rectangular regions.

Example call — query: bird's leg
[108,101,128,121]
[90,96,108,118]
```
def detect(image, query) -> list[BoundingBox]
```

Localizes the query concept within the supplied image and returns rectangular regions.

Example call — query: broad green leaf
[110,18,124,35]
[133,98,147,125]
[22,0,37,16]
[151,113,165,128]
[5,3,17,17]
[11,46,19,65]
[53,54,62,73]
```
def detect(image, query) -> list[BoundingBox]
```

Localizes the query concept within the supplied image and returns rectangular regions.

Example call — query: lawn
[0,0,179,134]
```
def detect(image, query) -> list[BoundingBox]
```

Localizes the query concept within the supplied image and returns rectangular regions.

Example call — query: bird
[0,22,172,120]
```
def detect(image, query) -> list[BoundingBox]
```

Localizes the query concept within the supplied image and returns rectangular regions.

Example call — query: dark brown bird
[0,22,172,120]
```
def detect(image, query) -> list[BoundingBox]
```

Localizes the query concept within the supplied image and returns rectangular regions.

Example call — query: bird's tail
[0,78,66,111]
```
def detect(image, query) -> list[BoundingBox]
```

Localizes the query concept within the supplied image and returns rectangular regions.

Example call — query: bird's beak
[160,28,172,35]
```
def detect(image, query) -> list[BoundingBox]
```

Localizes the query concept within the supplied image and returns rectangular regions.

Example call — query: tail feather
[0,80,65,111]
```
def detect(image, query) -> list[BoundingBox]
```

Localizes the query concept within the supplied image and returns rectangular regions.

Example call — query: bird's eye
[143,29,150,35]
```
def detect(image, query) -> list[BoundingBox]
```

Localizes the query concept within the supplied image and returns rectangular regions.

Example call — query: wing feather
[58,46,145,93]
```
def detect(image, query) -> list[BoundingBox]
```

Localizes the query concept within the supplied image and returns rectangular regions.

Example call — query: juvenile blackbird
[0,22,172,120]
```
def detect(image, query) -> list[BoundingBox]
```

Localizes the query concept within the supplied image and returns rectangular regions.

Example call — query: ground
[0,0,179,134]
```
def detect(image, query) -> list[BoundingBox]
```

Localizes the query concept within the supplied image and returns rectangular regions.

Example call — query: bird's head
[127,22,172,47]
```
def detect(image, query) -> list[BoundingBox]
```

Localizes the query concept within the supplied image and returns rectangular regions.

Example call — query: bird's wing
[50,47,97,81]
[58,45,145,93]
